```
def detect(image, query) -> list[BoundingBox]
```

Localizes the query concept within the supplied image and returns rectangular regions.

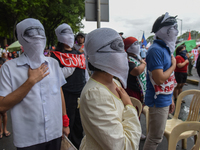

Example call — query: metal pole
[180,19,182,37]
[97,0,101,28]
[177,18,182,37]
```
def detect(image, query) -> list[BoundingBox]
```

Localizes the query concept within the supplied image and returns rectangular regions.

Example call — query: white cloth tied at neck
[85,28,129,88]
[127,42,141,60]
[55,23,74,48]
[155,24,178,54]
[16,18,46,69]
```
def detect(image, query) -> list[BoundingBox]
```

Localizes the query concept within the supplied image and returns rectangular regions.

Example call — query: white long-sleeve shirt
[79,78,141,150]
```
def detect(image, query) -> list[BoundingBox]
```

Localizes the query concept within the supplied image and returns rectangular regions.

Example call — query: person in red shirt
[173,45,189,103]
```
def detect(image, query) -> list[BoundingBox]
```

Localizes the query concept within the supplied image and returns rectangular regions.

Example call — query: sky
[81,0,200,41]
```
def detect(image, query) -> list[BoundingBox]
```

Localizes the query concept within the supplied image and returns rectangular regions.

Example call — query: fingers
[169,105,175,114]
[116,87,123,95]
[43,72,50,78]
[39,64,49,76]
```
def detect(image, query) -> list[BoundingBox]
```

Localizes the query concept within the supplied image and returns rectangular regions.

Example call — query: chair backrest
[168,121,200,150]
[130,97,142,116]
[173,90,200,121]
[186,92,200,121]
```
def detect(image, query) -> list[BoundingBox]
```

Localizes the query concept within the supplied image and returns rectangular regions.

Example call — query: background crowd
[0,12,200,150]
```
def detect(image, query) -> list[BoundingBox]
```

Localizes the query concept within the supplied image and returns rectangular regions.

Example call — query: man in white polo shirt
[0,18,70,150]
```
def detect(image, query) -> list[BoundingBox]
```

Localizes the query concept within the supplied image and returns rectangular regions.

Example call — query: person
[7,52,13,60]
[73,33,85,53]
[2,45,8,54]
[12,51,18,58]
[0,57,11,139]
[0,57,6,68]
[143,12,177,150]
[0,45,3,57]
[0,18,70,150]
[79,28,141,150]
[187,50,195,76]
[123,36,147,140]
[196,52,200,90]
[1,52,8,61]
[140,45,147,60]
[119,32,125,40]
[173,45,189,103]
[51,23,87,149]
[44,49,51,57]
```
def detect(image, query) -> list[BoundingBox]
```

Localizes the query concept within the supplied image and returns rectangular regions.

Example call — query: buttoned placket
[40,62,50,141]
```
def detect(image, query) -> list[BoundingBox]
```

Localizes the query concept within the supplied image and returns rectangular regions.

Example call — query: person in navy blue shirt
[143,12,177,150]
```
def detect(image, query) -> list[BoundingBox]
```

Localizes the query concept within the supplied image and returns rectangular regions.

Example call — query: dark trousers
[17,137,62,150]
[188,59,193,75]
[63,91,83,149]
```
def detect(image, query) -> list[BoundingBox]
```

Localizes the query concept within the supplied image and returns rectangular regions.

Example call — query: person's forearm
[130,63,146,76]
[0,78,35,113]
[138,63,146,74]
[177,61,187,68]
[162,64,176,82]
[61,88,67,116]
[153,64,176,85]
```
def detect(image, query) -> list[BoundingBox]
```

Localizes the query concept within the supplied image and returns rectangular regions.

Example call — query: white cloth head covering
[55,23,74,48]
[85,28,129,88]
[154,13,179,54]
[124,37,141,60]
[16,18,46,69]
[155,23,178,54]
[126,42,141,60]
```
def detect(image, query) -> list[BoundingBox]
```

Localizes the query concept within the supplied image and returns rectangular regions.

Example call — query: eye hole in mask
[132,41,139,46]
[24,27,45,37]
[169,24,178,30]
[167,24,179,36]
[61,28,73,34]
[97,38,124,53]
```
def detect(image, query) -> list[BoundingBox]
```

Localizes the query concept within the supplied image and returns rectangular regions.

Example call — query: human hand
[63,126,70,138]
[116,87,133,106]
[169,99,175,114]
[171,54,176,66]
[140,59,146,65]
[28,63,49,84]
[79,47,84,53]
[185,59,189,63]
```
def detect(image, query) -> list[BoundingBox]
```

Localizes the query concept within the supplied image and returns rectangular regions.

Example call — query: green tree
[146,35,154,44]
[0,0,85,47]
[177,30,200,41]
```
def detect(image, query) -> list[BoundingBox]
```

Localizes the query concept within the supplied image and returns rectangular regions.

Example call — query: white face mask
[85,28,129,88]
[155,23,179,54]
[126,41,141,60]
[17,18,46,69]
[55,23,74,48]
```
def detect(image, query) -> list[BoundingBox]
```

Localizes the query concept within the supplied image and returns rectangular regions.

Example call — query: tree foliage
[146,35,154,44]
[0,0,85,46]
[177,30,200,41]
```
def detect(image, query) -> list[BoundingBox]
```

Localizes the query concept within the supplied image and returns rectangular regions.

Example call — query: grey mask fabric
[155,23,179,54]
[127,41,141,60]
[85,28,129,88]
[55,23,74,48]
[16,18,46,69]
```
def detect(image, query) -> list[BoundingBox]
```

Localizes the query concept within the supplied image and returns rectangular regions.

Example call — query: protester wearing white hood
[79,28,141,150]
[124,37,147,140]
[51,23,87,149]
[143,12,177,150]
[0,18,69,150]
